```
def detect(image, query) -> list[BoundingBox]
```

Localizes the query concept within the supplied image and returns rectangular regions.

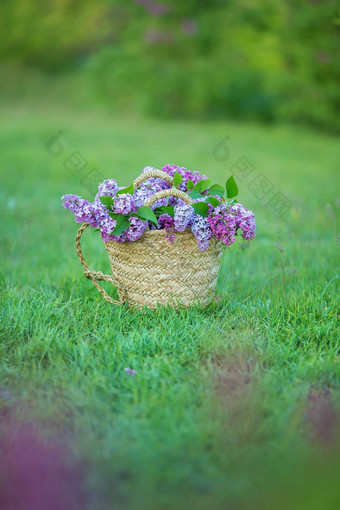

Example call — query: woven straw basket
[75,169,223,309]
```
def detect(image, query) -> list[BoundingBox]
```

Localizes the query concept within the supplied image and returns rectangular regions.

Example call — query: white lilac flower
[191,216,212,252]
[114,193,136,215]
[174,203,194,232]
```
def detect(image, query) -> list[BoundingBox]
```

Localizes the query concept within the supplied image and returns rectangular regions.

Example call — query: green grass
[1,101,340,509]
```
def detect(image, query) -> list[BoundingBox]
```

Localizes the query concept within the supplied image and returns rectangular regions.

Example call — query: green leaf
[205,196,219,207]
[186,179,194,191]
[111,214,130,236]
[173,171,183,187]
[189,189,205,200]
[136,206,158,226]
[192,202,209,217]
[228,198,237,206]
[100,196,114,208]
[153,207,164,217]
[160,206,175,218]
[208,184,225,197]
[116,184,134,196]
[226,175,239,199]
[108,211,119,220]
[194,179,212,193]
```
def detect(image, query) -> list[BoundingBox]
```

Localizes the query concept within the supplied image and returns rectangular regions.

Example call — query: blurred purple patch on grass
[0,421,85,510]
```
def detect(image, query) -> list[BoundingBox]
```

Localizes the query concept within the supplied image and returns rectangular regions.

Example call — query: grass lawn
[1,101,339,509]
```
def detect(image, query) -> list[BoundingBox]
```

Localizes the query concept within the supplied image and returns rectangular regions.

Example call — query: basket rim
[104,228,197,245]
[104,229,224,251]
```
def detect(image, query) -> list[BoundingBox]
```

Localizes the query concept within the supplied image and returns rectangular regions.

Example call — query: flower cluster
[208,203,256,247]
[174,203,194,232]
[158,214,176,243]
[114,193,136,215]
[162,164,207,194]
[62,165,256,251]
[191,216,212,252]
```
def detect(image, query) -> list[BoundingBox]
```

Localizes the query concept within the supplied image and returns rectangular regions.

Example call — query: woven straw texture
[75,169,223,309]
[104,230,222,308]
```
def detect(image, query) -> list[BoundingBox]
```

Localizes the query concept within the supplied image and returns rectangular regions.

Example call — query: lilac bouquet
[62,164,256,252]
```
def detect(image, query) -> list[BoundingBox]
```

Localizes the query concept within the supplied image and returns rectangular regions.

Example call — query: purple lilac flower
[124,367,137,377]
[114,193,136,215]
[147,3,169,16]
[100,215,128,244]
[126,216,147,242]
[230,203,256,241]
[62,171,255,249]
[62,194,86,214]
[95,179,119,203]
[162,164,208,193]
[191,216,212,252]
[97,210,117,242]
[0,388,12,400]
[158,214,175,243]
[62,195,97,227]
[181,19,198,35]
[133,182,169,209]
[174,203,194,232]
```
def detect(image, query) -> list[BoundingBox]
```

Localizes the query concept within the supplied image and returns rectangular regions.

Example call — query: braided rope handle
[133,168,174,189]
[75,223,126,304]
[133,168,194,207]
[145,189,194,207]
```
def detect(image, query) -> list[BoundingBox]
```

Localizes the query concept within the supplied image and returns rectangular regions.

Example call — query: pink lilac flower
[158,214,175,243]
[114,193,136,215]
[174,203,194,232]
[208,209,238,247]
[208,203,256,246]
[191,216,212,252]
[126,216,147,242]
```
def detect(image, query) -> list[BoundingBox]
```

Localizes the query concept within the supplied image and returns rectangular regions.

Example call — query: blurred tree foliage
[0,0,339,130]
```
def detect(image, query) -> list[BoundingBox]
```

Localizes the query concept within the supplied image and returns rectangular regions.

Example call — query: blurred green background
[1,0,339,130]
[1,2,340,509]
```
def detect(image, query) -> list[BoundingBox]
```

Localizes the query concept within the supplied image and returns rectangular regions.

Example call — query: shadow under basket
[76,224,223,309]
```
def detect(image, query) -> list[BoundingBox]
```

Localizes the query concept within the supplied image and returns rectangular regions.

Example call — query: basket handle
[75,223,126,305]
[145,189,194,207]
[132,168,194,207]
[133,168,174,189]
